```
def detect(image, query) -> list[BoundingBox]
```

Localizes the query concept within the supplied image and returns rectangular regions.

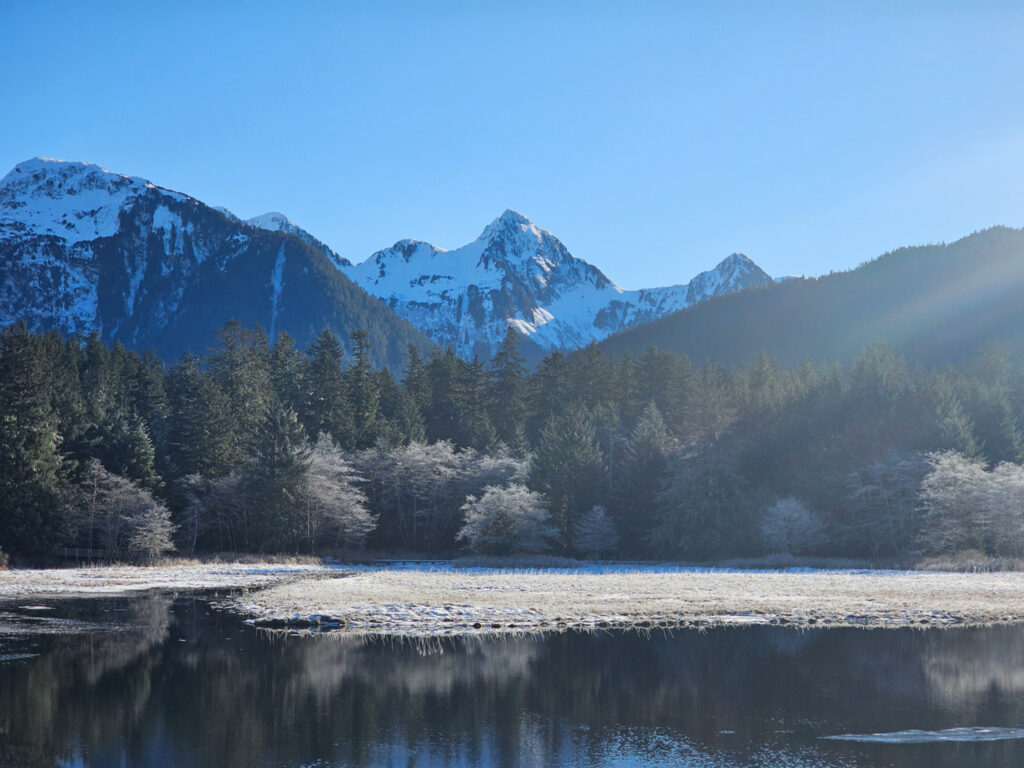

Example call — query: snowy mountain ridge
[0,156,773,362]
[245,210,352,269]
[344,209,774,358]
[0,157,432,368]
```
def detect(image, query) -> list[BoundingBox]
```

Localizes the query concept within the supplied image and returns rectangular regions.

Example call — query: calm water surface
[2,595,1024,767]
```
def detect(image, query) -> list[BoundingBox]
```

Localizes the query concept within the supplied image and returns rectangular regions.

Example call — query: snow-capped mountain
[344,210,773,359]
[245,211,351,269]
[0,157,432,369]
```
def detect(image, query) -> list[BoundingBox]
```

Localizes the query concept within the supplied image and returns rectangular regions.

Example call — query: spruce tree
[162,356,236,479]
[243,403,311,551]
[302,329,352,446]
[347,329,380,449]
[0,324,68,555]
[489,326,528,446]
[614,402,672,555]
[528,404,604,544]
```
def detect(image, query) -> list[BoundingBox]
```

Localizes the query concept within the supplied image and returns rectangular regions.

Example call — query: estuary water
[2,595,1024,767]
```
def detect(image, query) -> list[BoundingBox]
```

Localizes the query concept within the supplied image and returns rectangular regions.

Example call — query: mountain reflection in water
[2,597,1024,767]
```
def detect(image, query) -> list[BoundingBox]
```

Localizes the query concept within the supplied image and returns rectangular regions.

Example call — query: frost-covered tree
[573,505,619,559]
[69,460,175,561]
[354,440,525,551]
[916,451,987,555]
[456,484,557,555]
[303,437,376,551]
[983,461,1024,557]
[843,451,929,558]
[760,497,827,555]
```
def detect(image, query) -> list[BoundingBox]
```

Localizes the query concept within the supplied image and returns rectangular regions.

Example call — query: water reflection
[2,597,1024,767]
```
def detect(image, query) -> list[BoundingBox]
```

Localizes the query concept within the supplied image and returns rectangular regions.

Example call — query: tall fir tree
[489,327,528,447]
[528,404,604,544]
[0,324,68,555]
[347,329,380,449]
[302,329,352,447]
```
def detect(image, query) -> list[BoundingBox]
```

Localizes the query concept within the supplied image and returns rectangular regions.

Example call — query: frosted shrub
[761,497,827,555]
[456,484,557,555]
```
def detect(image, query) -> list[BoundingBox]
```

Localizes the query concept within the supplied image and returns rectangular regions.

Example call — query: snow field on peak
[0,157,184,245]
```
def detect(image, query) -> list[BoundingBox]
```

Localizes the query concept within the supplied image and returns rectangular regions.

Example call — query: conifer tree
[0,324,68,555]
[208,321,275,457]
[302,329,352,446]
[528,404,604,543]
[347,329,380,448]
[242,403,311,551]
[162,356,235,478]
[489,326,528,446]
[613,402,672,555]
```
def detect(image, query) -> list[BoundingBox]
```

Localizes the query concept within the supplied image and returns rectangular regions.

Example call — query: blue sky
[2,1,1024,287]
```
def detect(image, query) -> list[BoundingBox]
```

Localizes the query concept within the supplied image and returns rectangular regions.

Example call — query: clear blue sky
[3,1,1024,287]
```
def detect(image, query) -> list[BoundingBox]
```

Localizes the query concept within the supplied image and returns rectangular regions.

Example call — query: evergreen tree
[347,329,380,449]
[242,404,311,551]
[207,321,275,457]
[528,405,604,543]
[302,329,352,446]
[161,356,235,479]
[489,327,528,446]
[0,324,68,555]
[269,331,306,415]
[613,402,672,555]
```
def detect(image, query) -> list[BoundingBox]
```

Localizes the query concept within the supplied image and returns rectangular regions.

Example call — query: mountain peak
[477,209,546,245]
[0,157,184,246]
[717,252,755,268]
[246,211,292,230]
[1,156,153,192]
[245,210,351,268]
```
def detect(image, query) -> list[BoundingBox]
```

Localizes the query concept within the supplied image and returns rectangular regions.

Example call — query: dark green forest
[2,317,1023,566]
[602,226,1024,369]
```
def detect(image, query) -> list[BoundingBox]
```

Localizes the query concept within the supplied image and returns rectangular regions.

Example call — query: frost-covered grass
[231,564,1024,636]
[0,561,328,599]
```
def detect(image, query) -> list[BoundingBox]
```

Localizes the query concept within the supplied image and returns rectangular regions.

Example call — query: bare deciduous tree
[761,496,826,555]
[303,437,376,552]
[69,460,175,561]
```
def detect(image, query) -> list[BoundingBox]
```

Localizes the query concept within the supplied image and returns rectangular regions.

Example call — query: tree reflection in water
[2,597,1024,767]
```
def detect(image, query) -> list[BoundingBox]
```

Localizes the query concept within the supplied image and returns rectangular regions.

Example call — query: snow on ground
[0,562,328,599]
[7,562,1024,638]
[228,564,1024,637]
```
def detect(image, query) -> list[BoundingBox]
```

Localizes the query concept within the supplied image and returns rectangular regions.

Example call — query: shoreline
[229,565,1024,636]
[6,563,1024,637]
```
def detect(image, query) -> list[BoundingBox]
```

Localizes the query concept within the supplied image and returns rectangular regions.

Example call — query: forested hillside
[3,320,1023,566]
[601,226,1024,368]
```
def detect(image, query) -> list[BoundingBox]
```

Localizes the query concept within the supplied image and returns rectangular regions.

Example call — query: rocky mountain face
[0,158,433,370]
[0,157,773,367]
[245,211,352,270]
[344,210,774,359]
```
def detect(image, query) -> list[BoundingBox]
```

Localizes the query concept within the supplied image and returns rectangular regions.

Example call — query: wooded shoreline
[5,562,1024,638]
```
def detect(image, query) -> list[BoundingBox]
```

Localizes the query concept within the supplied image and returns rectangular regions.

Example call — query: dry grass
[231,566,1024,636]
[0,561,327,599]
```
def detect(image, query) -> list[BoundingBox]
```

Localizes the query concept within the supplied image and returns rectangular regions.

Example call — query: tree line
[2,319,1024,564]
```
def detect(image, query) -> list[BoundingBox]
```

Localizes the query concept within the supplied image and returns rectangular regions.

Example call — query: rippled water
[2,596,1024,767]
